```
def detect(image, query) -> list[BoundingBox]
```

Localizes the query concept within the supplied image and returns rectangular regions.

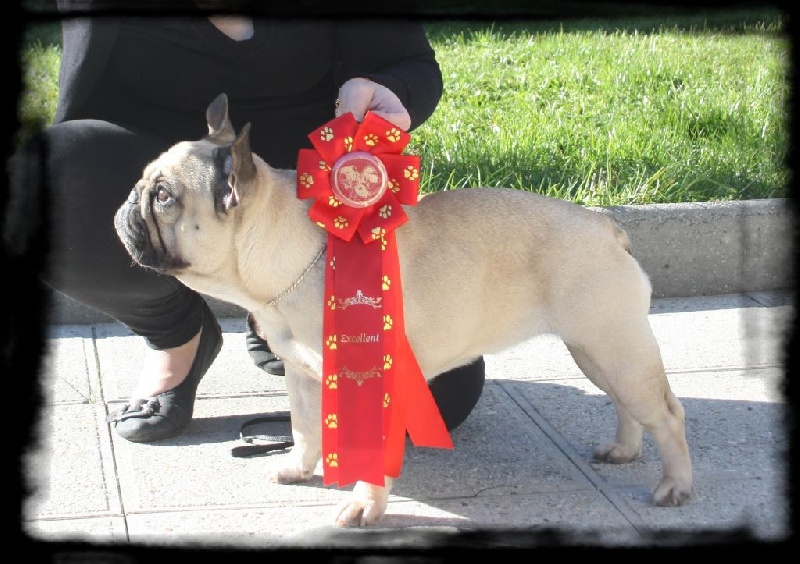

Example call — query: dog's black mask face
[114,92,257,277]
[113,138,243,276]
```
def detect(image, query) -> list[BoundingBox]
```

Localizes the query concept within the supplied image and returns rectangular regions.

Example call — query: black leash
[231,411,294,457]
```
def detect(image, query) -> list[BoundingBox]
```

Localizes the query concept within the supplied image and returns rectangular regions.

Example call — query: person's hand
[335,77,412,131]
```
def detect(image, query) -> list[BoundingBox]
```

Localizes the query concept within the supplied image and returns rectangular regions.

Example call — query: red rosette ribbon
[297,112,453,488]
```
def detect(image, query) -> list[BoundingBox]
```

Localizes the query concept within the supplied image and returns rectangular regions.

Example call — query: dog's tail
[590,207,633,256]
[608,216,633,255]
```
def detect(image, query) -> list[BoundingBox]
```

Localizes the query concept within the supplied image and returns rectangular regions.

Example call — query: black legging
[10,118,485,429]
[13,119,204,349]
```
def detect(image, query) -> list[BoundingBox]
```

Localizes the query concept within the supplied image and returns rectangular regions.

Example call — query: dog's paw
[593,442,642,464]
[332,480,392,527]
[333,497,386,528]
[264,443,320,484]
[266,465,314,484]
[652,478,692,507]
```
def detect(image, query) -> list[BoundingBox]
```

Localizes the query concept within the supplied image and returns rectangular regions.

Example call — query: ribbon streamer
[297,112,452,487]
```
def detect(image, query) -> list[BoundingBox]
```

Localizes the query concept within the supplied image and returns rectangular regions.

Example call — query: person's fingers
[336,78,373,121]
[336,78,411,130]
[368,110,411,132]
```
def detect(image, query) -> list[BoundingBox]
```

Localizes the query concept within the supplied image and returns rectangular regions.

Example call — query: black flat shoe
[106,302,223,443]
[245,314,285,376]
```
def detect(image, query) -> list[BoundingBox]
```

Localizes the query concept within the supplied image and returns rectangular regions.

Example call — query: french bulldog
[114,93,692,527]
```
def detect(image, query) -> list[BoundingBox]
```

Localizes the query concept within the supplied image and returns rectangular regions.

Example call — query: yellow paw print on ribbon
[403,166,419,181]
[325,374,338,389]
[383,392,391,408]
[325,335,337,350]
[343,136,353,152]
[363,133,379,147]
[315,221,326,229]
[325,453,338,468]
[324,413,338,429]
[327,295,336,310]
[328,195,341,207]
[383,354,393,370]
[378,204,392,219]
[383,314,393,331]
[388,178,400,193]
[320,126,334,142]
[333,216,349,229]
[382,275,391,290]
[386,128,401,143]
[318,160,330,171]
[329,256,336,270]
[298,172,314,189]
[371,226,386,241]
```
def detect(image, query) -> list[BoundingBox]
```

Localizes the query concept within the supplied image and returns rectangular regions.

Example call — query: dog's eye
[155,183,174,205]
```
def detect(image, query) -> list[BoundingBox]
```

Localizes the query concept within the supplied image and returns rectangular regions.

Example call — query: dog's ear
[224,122,256,210]
[205,93,236,145]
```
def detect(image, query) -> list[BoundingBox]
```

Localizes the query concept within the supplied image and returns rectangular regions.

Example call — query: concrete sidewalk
[23,290,793,549]
[21,198,795,550]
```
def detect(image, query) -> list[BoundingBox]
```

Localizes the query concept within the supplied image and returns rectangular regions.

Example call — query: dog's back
[396,187,652,376]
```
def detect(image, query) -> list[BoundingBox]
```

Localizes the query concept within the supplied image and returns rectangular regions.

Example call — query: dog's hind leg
[566,344,644,463]
[645,387,693,506]
[564,333,693,507]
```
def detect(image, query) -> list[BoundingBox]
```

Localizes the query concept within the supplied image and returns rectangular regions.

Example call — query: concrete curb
[47,198,795,325]
[597,197,794,298]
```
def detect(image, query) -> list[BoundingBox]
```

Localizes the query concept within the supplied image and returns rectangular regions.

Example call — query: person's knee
[38,120,166,207]
[429,357,486,431]
[45,119,141,170]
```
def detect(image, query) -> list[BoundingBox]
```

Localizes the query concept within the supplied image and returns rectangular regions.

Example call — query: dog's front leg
[334,477,394,527]
[266,367,321,483]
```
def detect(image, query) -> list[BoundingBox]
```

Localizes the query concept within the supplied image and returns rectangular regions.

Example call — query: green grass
[17,38,60,148]
[16,9,789,205]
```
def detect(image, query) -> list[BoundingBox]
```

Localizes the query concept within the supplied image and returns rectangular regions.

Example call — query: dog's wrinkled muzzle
[113,185,166,272]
